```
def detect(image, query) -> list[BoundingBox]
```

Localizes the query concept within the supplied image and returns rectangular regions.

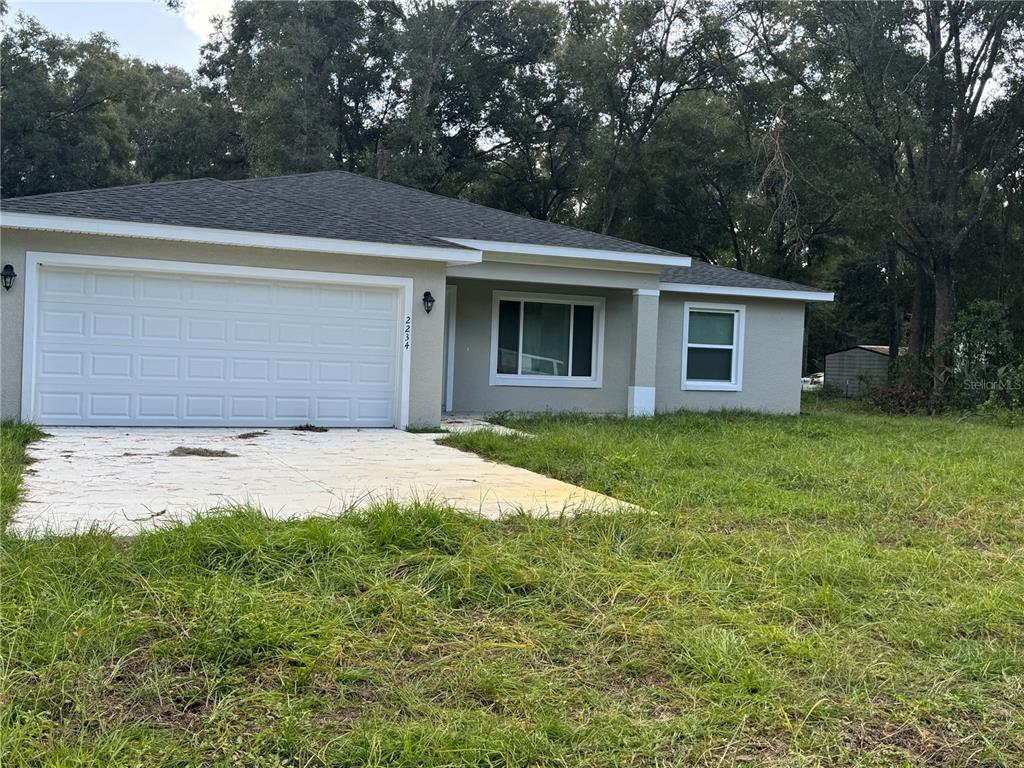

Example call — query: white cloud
[179,0,232,42]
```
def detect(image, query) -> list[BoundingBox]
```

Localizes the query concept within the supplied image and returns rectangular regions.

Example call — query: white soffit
[439,238,691,269]
[659,282,834,302]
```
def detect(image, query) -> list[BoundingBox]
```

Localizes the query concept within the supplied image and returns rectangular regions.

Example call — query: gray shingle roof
[231,171,682,257]
[660,261,830,295]
[2,171,830,296]
[0,177,453,249]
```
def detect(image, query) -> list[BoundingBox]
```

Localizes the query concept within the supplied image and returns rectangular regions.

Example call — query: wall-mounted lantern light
[422,290,436,314]
[1,264,15,291]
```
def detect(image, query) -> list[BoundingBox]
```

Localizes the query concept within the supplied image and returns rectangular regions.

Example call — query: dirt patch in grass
[168,447,238,458]
[845,718,984,767]
[236,431,268,440]
[293,423,329,432]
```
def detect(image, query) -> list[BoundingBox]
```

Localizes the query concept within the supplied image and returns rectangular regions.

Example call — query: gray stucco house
[0,172,832,428]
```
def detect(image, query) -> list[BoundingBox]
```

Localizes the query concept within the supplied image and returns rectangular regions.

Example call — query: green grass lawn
[2,409,1022,766]
[1,421,45,532]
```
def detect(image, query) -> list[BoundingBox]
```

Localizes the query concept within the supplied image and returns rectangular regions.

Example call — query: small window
[682,303,744,391]
[491,293,604,388]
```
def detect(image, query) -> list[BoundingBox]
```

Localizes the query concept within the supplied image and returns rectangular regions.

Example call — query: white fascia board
[659,281,834,302]
[0,212,483,264]
[439,237,691,268]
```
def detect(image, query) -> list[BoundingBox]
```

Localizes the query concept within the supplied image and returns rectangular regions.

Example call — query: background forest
[2,0,1023,406]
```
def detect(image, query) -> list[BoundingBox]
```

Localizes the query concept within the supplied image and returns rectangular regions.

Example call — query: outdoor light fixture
[422,290,436,314]
[1,264,15,291]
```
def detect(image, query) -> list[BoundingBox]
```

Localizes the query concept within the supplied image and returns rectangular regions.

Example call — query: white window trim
[489,290,605,389]
[681,301,745,392]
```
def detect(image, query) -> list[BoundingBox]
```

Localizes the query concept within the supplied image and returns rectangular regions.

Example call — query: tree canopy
[2,0,1022,389]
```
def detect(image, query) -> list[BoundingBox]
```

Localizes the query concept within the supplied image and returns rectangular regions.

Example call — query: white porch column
[628,289,659,416]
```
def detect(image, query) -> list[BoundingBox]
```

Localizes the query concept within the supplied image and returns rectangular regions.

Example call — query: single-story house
[0,172,833,428]
[824,345,898,396]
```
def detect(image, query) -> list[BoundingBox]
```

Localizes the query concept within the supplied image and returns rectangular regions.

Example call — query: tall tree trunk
[909,260,930,362]
[886,239,901,359]
[932,258,955,398]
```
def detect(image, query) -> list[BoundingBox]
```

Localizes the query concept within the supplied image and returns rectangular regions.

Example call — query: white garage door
[27,263,403,427]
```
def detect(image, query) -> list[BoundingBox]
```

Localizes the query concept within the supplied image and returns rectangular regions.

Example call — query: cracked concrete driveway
[16,427,620,535]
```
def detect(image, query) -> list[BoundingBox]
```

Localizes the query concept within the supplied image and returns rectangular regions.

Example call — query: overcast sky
[5,0,230,71]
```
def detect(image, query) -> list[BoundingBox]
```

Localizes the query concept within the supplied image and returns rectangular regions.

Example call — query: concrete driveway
[16,427,619,535]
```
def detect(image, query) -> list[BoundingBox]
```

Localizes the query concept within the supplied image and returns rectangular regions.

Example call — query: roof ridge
[222,177,472,252]
[240,169,686,258]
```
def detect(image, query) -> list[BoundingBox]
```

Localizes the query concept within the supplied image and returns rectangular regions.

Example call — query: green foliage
[0,421,44,532]
[0,12,242,195]
[0,17,144,195]
[944,300,1018,408]
[976,362,1024,425]
[2,0,1022,373]
[3,410,1024,764]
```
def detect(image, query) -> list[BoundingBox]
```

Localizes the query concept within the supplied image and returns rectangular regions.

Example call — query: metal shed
[824,345,893,396]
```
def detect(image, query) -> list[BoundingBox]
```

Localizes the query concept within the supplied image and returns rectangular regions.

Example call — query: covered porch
[442,261,661,418]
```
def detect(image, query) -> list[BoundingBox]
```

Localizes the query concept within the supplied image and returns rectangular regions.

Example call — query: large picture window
[682,302,744,391]
[491,292,604,388]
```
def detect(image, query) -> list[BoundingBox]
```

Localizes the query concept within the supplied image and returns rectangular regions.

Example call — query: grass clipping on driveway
[3,411,1024,765]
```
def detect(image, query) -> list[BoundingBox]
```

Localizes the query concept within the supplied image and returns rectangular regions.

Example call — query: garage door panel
[139,394,178,418]
[90,393,132,418]
[187,318,228,343]
[91,353,132,378]
[233,358,270,381]
[94,272,135,299]
[41,310,85,336]
[140,315,181,341]
[279,323,314,345]
[139,355,179,379]
[41,268,88,296]
[187,357,226,381]
[30,265,402,427]
[40,351,83,376]
[93,313,134,339]
[38,392,82,418]
[140,275,183,301]
[231,397,267,419]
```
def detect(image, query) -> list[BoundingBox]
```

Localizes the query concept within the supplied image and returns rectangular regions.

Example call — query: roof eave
[0,212,482,264]
[658,281,834,302]
[439,237,691,269]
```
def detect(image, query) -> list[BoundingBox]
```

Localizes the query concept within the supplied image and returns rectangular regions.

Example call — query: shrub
[868,380,931,415]
[976,362,1024,425]
[944,300,1016,409]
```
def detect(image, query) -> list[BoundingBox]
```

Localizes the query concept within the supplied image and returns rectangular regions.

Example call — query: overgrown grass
[2,409,1023,765]
[1,421,45,532]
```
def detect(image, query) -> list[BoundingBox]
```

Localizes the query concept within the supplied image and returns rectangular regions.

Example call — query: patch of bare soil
[293,423,329,432]
[845,718,982,766]
[236,431,268,439]
[168,447,238,458]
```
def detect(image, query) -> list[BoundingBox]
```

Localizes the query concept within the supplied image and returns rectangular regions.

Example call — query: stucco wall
[655,294,805,414]
[0,230,448,426]
[448,282,807,417]
[447,278,635,414]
